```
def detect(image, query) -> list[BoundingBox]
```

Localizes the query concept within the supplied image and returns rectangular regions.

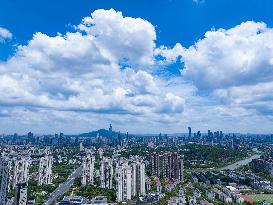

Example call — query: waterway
[218,149,262,171]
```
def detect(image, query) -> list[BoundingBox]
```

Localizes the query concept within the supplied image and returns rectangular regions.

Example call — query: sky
[0,0,273,134]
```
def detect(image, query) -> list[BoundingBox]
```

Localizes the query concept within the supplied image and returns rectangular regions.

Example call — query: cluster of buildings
[81,151,146,202]
[0,152,53,205]
[150,152,184,181]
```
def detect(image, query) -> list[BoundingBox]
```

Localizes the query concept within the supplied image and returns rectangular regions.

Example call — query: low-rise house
[200,200,214,205]
[167,196,186,205]
[206,190,215,201]
[241,196,254,205]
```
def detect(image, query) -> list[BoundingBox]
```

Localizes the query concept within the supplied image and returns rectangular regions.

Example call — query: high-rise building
[13,158,29,189]
[100,157,113,189]
[131,161,145,197]
[188,127,192,138]
[109,124,113,138]
[80,142,84,152]
[150,152,183,181]
[115,161,132,202]
[14,183,27,205]
[82,154,95,186]
[38,155,53,185]
[0,158,9,205]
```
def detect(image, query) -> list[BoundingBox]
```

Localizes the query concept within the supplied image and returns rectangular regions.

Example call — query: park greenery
[67,177,116,202]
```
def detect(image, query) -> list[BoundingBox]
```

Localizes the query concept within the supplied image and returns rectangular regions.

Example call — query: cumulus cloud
[77,9,156,67]
[0,9,185,133]
[1,10,273,133]
[154,21,273,126]
[181,21,273,90]
[0,27,12,42]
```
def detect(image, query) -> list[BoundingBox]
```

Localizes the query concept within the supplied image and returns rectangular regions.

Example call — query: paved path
[43,166,82,205]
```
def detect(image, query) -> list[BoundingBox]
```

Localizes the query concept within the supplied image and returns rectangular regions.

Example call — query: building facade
[0,158,9,205]
[13,158,29,189]
[100,157,113,189]
[82,154,95,186]
[38,155,53,185]
[151,152,184,181]
[115,161,132,202]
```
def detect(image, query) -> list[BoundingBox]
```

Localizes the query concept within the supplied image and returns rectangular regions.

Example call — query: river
[218,150,262,171]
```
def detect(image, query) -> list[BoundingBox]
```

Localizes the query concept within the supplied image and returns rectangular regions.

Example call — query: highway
[43,166,82,205]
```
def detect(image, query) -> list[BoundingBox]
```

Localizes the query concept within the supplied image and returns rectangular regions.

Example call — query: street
[42,166,82,205]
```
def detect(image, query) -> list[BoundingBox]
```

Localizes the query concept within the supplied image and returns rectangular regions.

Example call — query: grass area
[181,144,250,169]
[248,194,273,203]
[66,177,116,203]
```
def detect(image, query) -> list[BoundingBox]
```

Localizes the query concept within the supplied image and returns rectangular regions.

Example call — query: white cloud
[181,21,273,90]
[1,11,273,134]
[0,9,185,133]
[0,27,12,42]
[154,21,273,131]
[78,9,156,67]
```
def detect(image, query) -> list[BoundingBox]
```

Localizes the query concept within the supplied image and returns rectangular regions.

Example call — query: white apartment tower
[115,162,132,202]
[82,154,95,186]
[13,158,29,189]
[131,161,146,197]
[38,155,53,185]
[100,157,113,189]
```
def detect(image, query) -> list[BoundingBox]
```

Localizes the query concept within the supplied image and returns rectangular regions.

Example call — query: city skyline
[1,0,273,134]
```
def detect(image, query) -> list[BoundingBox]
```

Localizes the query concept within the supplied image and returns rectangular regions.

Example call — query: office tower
[131,161,146,197]
[115,162,132,202]
[0,159,9,205]
[150,152,183,181]
[13,158,29,189]
[38,155,53,185]
[109,124,112,138]
[82,154,95,186]
[14,183,27,205]
[100,157,113,189]
[188,127,192,138]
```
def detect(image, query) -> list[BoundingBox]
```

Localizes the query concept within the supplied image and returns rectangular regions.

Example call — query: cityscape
[0,125,273,205]
[1,0,273,205]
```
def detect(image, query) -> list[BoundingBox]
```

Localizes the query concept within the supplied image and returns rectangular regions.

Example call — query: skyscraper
[150,152,183,181]
[188,127,192,138]
[38,155,53,185]
[131,161,146,197]
[0,158,9,205]
[13,158,29,189]
[109,124,113,138]
[115,161,132,202]
[100,157,113,189]
[82,153,95,186]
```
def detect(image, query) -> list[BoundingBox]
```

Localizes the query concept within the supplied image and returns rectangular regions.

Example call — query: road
[43,166,82,205]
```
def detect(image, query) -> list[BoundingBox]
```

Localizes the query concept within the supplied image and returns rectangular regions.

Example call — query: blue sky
[2,0,273,60]
[0,0,273,134]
